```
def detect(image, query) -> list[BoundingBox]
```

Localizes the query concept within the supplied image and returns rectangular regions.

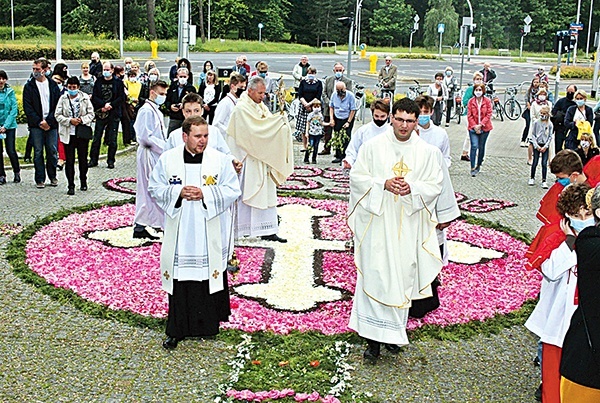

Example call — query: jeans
[89,116,119,165]
[0,128,20,177]
[30,127,58,184]
[24,134,33,160]
[64,136,89,188]
[531,147,549,181]
[469,130,489,170]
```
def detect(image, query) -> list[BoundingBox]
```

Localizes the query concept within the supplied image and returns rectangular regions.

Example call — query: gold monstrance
[392,157,411,201]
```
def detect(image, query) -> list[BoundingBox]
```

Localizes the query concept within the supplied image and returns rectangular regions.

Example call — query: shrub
[0,44,120,61]
[0,25,53,40]
[549,65,594,79]
[395,53,439,60]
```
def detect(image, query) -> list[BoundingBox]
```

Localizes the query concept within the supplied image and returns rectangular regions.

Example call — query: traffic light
[553,31,570,53]
[568,35,577,51]
[337,16,353,28]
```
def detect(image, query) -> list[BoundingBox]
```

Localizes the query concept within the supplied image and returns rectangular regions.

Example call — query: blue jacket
[22,77,61,129]
[0,84,18,129]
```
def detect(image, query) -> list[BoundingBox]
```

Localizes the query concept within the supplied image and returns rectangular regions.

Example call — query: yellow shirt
[125,80,142,104]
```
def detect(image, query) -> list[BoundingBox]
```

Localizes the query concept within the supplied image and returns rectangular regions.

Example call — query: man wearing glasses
[347,97,447,364]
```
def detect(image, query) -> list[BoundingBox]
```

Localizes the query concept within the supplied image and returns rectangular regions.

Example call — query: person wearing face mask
[443,66,457,127]
[250,62,277,112]
[459,72,484,162]
[466,83,493,177]
[165,67,198,134]
[140,60,157,85]
[560,184,600,402]
[521,78,541,147]
[297,66,323,152]
[213,73,247,141]
[303,99,327,164]
[414,95,451,167]
[321,62,353,156]
[528,89,553,166]
[565,90,594,150]
[426,72,448,126]
[89,62,126,169]
[136,67,161,113]
[89,52,103,79]
[0,70,20,185]
[198,70,222,124]
[529,106,554,189]
[132,80,170,240]
[55,76,95,195]
[292,55,310,92]
[123,69,142,145]
[78,62,96,97]
[378,56,397,100]
[329,81,357,164]
[552,85,578,152]
[343,99,391,170]
[575,133,600,167]
[525,182,593,403]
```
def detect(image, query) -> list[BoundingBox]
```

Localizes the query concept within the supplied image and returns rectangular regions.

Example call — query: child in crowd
[526,182,593,403]
[304,100,326,164]
[529,105,553,188]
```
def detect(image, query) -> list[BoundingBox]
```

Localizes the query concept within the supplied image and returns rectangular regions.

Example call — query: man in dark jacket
[552,85,577,152]
[89,62,125,169]
[22,58,61,188]
[165,67,197,134]
[89,52,103,79]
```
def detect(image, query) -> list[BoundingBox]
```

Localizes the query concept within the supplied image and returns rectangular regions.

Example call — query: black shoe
[14,172,21,183]
[460,155,470,162]
[363,340,381,364]
[80,184,88,191]
[534,383,542,401]
[107,163,115,169]
[162,336,179,350]
[0,176,6,185]
[318,150,330,155]
[67,187,75,196]
[533,356,540,367]
[260,234,287,243]
[88,161,98,168]
[23,157,32,163]
[384,343,401,354]
[331,158,343,164]
[133,228,160,240]
[56,163,64,171]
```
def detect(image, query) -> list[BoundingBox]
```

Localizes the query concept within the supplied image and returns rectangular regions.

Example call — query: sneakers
[460,154,470,162]
[36,182,45,189]
[541,181,548,189]
[50,178,58,187]
[14,172,21,183]
[528,178,535,186]
[520,141,528,147]
[67,187,75,196]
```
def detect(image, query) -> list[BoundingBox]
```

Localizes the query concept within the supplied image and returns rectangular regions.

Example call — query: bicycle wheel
[503,99,522,121]
[454,105,462,124]
[494,102,504,121]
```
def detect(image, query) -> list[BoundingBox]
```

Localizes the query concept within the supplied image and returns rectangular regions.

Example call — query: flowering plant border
[459,198,517,213]
[103,177,137,195]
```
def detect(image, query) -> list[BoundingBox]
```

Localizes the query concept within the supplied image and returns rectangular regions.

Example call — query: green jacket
[0,84,18,129]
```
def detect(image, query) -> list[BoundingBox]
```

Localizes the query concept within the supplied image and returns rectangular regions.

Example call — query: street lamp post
[585,0,594,58]
[258,23,263,42]
[10,0,14,40]
[353,0,363,54]
[520,15,532,58]
[478,14,483,50]
[208,0,211,41]
[465,0,473,61]
[56,0,62,60]
[574,0,582,62]
[119,0,124,58]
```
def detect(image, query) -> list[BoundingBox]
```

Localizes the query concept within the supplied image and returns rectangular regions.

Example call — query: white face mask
[149,74,158,82]
[154,94,166,105]
[538,95,546,101]
[178,77,188,86]
[474,90,483,97]
[581,140,591,148]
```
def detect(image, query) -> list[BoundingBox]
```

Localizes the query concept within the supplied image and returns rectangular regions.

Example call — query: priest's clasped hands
[180,186,204,201]
[384,177,411,196]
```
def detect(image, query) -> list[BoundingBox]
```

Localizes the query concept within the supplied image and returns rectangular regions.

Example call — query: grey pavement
[0,114,544,401]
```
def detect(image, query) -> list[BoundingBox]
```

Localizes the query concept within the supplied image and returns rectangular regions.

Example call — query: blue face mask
[557,177,571,186]
[418,114,431,126]
[103,71,112,78]
[67,89,78,97]
[568,216,595,233]
[258,72,266,78]
[334,72,343,79]
[576,99,585,107]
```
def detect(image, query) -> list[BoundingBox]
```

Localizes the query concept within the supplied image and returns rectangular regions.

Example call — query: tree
[147,0,157,39]
[210,0,249,38]
[423,0,458,48]
[369,0,414,47]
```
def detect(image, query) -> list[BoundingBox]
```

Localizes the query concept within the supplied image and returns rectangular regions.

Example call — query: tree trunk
[198,0,205,42]
[146,0,157,40]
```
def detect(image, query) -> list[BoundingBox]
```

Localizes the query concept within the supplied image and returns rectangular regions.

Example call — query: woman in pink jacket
[467,83,493,177]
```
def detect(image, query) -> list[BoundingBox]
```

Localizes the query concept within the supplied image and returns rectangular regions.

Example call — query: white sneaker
[528,178,535,186]
[541,181,548,189]
[520,141,528,147]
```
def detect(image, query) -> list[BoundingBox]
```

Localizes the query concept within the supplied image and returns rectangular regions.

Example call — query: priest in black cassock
[149,115,241,349]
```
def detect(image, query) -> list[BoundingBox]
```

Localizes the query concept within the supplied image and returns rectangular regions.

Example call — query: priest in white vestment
[132,80,169,239]
[213,73,247,141]
[227,76,294,242]
[148,116,241,349]
[348,98,445,363]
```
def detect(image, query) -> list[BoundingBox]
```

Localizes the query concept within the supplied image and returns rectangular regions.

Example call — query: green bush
[0,25,53,40]
[0,44,120,61]
[549,65,594,79]
[395,53,439,60]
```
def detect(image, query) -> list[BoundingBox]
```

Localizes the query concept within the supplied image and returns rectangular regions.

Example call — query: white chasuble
[348,130,444,345]
[148,145,241,295]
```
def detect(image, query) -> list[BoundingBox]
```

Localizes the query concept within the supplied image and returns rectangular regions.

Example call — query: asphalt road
[0,51,570,95]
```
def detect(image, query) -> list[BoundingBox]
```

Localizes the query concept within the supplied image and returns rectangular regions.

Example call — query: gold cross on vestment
[163,270,170,280]
[212,270,220,279]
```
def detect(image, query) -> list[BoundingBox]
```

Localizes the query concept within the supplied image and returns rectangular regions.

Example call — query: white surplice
[148,145,241,294]
[418,123,452,167]
[213,93,238,140]
[348,129,444,345]
[133,100,167,228]
[343,121,391,168]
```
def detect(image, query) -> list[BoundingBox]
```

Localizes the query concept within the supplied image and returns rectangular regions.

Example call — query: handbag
[68,94,94,140]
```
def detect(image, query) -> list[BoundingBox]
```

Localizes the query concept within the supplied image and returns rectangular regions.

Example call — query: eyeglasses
[393,117,416,125]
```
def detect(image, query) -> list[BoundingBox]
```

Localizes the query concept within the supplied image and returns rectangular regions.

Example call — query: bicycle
[373,80,394,100]
[502,85,523,121]
[406,80,424,101]
[446,89,463,124]
[354,83,367,122]
[484,81,504,122]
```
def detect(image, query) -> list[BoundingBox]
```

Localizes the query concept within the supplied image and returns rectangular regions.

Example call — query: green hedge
[549,65,594,79]
[395,53,439,60]
[0,25,53,40]
[0,44,119,61]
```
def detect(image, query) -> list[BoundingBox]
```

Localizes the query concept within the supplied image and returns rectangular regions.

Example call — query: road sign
[570,29,579,36]
[438,23,445,34]
[570,23,584,30]
[524,15,532,25]
[524,25,531,33]
[414,15,420,23]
